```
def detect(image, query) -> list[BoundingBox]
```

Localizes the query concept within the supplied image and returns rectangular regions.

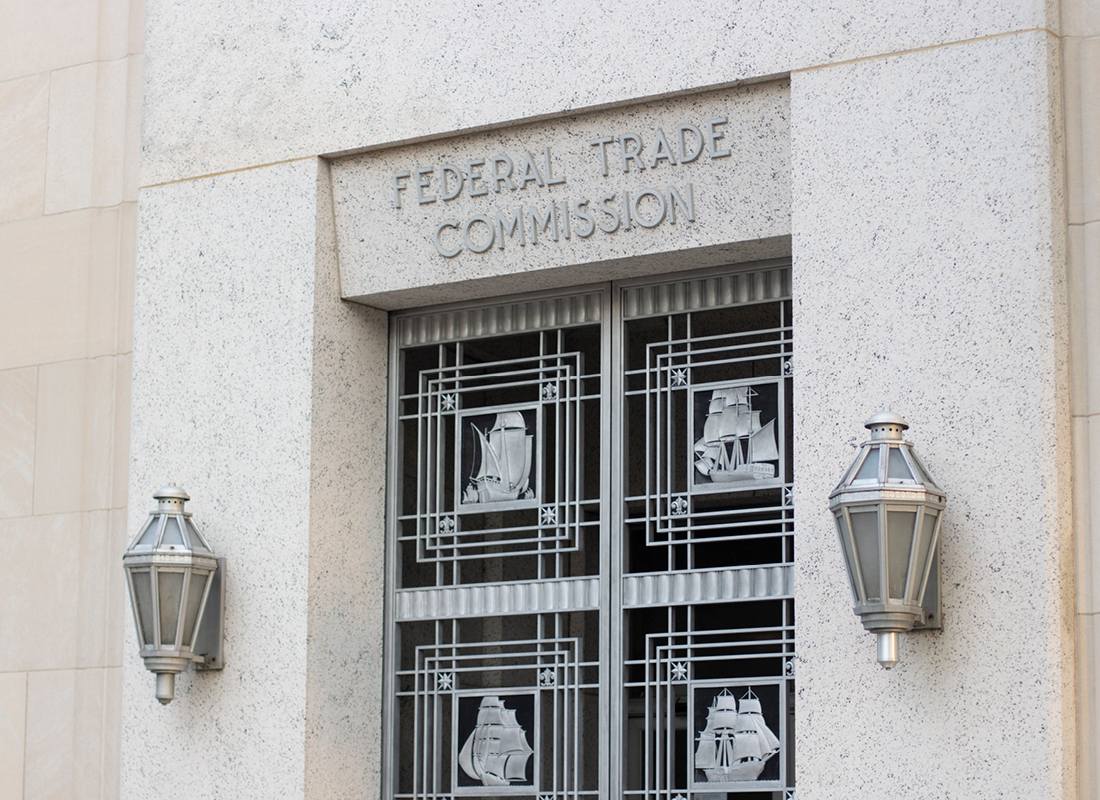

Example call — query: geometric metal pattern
[619,267,794,796]
[398,632,595,798]
[407,351,586,562]
[386,262,794,800]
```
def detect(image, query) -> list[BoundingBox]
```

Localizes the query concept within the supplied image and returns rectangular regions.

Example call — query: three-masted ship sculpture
[695,688,780,782]
[694,387,779,482]
[459,696,534,786]
[463,412,535,504]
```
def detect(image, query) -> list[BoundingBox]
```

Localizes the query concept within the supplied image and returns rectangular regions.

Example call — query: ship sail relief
[459,696,534,786]
[463,412,535,504]
[694,386,779,483]
[695,688,780,782]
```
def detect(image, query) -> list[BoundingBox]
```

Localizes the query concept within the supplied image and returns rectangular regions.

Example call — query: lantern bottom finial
[877,631,900,669]
[155,672,175,705]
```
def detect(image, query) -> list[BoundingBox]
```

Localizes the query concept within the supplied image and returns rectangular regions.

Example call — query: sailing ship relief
[462,411,535,505]
[458,695,535,788]
[694,688,781,783]
[694,384,780,484]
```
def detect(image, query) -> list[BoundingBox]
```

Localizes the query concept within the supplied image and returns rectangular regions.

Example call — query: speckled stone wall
[137,0,1057,188]
[124,157,386,798]
[791,30,1072,796]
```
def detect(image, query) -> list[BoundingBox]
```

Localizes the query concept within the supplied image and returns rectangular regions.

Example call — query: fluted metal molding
[396,576,601,621]
[622,565,793,607]
[621,267,790,319]
[398,291,604,347]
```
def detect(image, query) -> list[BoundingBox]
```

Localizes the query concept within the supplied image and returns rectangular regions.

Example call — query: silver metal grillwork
[385,262,793,799]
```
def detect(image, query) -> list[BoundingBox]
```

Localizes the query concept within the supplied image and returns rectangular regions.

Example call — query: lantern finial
[865,410,908,441]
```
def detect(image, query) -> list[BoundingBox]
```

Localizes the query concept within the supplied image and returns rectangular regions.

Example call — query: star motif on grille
[441,393,457,410]
[671,368,688,386]
[539,668,556,686]
[438,516,455,533]
[437,672,453,690]
[541,382,558,400]
[673,794,686,800]
[784,487,793,505]
[671,662,688,681]
[540,505,558,525]
[540,795,554,800]
[670,496,688,516]
[785,791,796,799]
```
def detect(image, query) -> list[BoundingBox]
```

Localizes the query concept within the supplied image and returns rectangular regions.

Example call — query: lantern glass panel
[162,517,184,545]
[131,569,155,646]
[136,517,160,548]
[854,449,880,481]
[907,451,935,487]
[182,571,207,647]
[157,570,185,646]
[886,509,917,600]
[910,509,939,597]
[185,518,210,551]
[887,448,913,481]
[850,508,881,602]
[834,510,860,601]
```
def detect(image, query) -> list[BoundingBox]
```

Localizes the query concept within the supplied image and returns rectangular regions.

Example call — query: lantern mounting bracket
[194,558,226,670]
[910,550,941,630]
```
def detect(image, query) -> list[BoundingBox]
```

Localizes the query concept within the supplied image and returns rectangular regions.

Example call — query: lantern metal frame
[828,412,945,669]
[123,486,225,704]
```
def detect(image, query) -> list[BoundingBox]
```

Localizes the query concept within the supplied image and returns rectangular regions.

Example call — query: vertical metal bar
[382,315,402,800]
[431,636,442,795]
[605,283,618,800]
[452,344,461,590]
[665,315,674,577]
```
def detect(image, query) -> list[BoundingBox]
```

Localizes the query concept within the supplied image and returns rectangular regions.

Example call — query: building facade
[2,0,1100,798]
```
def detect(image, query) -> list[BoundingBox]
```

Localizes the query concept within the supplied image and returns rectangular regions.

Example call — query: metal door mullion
[607,282,622,800]
[381,317,404,800]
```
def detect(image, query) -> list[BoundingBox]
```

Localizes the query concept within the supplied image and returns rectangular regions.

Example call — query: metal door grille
[384,263,794,800]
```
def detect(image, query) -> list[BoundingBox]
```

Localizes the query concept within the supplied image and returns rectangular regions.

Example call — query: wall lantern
[828,412,946,669]
[122,486,225,704]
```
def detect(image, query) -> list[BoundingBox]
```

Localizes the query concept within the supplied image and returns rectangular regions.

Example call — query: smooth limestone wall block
[139,0,1052,186]
[23,666,122,800]
[124,157,385,799]
[1065,36,1100,226]
[0,72,49,222]
[332,81,790,308]
[0,208,134,370]
[0,0,99,82]
[1064,0,1100,795]
[0,367,37,520]
[0,511,124,675]
[44,57,140,215]
[0,2,143,799]
[0,672,26,800]
[33,357,127,516]
[791,30,1071,797]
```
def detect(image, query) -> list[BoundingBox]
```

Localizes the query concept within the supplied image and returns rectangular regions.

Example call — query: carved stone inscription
[330,81,790,303]
[389,120,734,258]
